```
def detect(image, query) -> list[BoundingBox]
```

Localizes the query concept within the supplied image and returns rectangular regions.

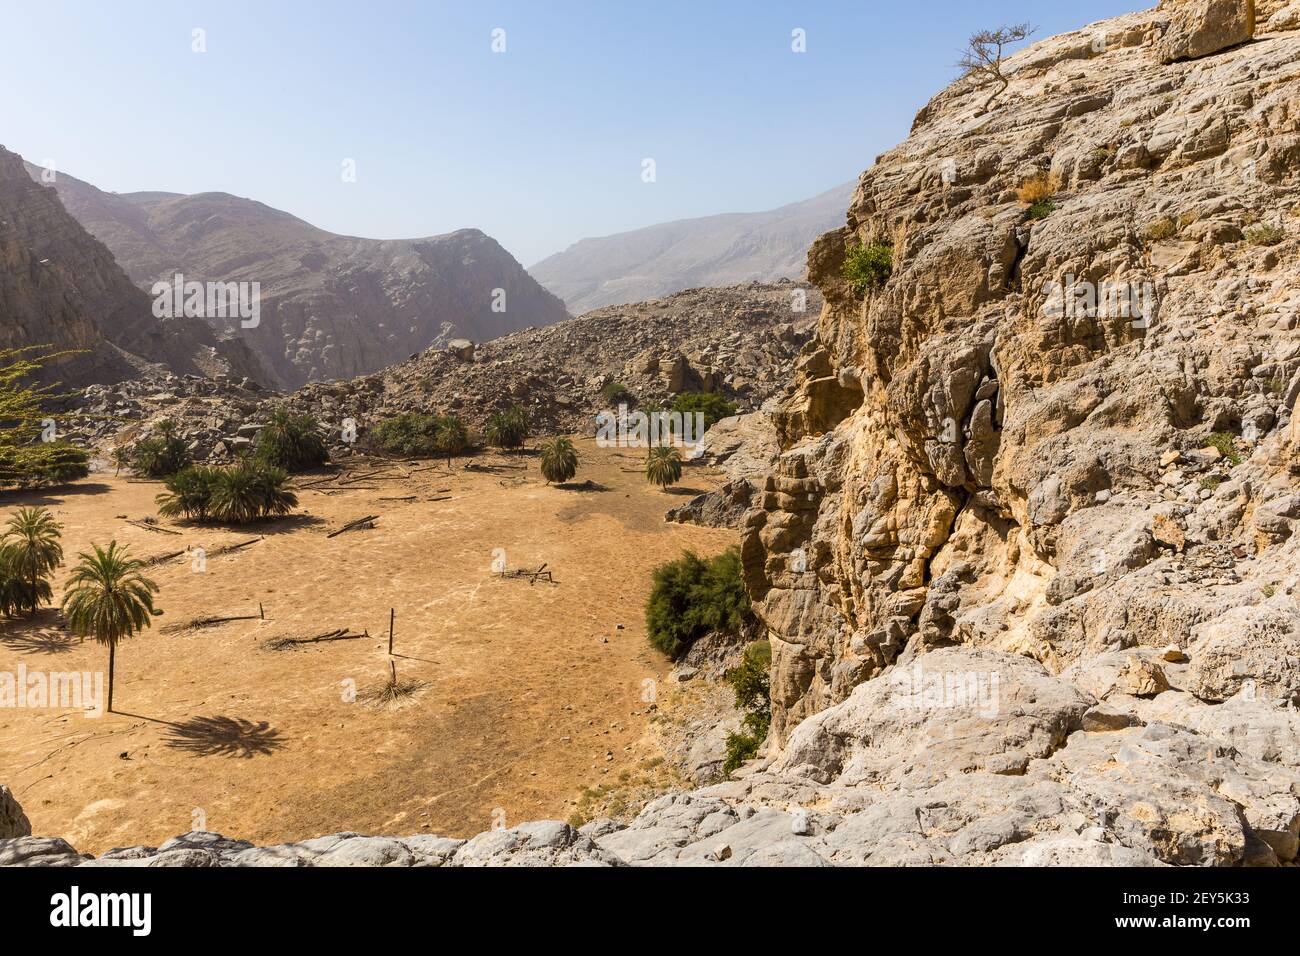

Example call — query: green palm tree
[2,506,63,616]
[485,405,528,451]
[540,437,579,484]
[645,445,683,491]
[0,543,26,617]
[156,465,220,521]
[435,415,470,467]
[62,542,160,713]
[251,464,298,518]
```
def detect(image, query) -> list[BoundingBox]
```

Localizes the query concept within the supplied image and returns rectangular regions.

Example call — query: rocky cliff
[27,165,571,389]
[1,146,269,387]
[745,0,1300,751]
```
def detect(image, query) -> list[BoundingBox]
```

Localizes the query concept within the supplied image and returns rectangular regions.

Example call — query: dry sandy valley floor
[0,441,734,854]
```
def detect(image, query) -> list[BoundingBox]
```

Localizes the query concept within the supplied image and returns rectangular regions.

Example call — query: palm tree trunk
[29,566,37,617]
[107,642,116,714]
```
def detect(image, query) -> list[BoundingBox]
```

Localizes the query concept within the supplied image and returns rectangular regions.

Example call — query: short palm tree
[645,445,683,491]
[540,436,578,484]
[435,415,470,467]
[251,464,298,518]
[485,405,528,451]
[2,506,63,615]
[0,543,26,617]
[62,542,160,713]
[156,465,220,521]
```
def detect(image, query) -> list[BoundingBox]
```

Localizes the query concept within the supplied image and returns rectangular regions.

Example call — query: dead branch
[263,628,367,651]
[326,515,380,538]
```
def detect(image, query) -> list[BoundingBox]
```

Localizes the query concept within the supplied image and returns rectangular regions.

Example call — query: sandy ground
[0,440,734,854]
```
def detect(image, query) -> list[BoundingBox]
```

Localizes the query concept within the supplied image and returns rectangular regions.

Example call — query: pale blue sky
[2,0,1140,264]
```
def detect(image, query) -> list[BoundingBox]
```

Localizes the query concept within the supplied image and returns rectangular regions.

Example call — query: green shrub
[540,436,578,484]
[1026,200,1055,221]
[370,412,442,457]
[601,381,635,405]
[645,547,750,659]
[1246,224,1284,247]
[126,420,191,478]
[255,410,329,472]
[841,241,893,294]
[1207,431,1243,467]
[669,392,737,431]
[722,641,772,776]
[485,404,529,450]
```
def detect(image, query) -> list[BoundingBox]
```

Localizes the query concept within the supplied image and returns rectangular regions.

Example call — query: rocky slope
[59,282,817,462]
[27,164,570,389]
[1,146,268,387]
[7,2,1300,868]
[530,182,854,314]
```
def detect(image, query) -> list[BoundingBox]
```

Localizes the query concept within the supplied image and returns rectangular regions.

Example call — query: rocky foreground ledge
[3,648,1297,866]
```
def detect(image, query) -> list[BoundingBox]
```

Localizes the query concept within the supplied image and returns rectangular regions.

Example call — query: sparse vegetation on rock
[722,640,772,776]
[841,241,893,295]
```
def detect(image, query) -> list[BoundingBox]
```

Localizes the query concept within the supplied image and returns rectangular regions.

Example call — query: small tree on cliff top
[957,23,1036,114]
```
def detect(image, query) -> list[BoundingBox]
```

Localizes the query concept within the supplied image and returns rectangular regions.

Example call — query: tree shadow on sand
[160,715,284,758]
[0,609,79,655]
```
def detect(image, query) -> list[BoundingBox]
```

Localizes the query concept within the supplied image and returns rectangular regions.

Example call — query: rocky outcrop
[7,646,1296,866]
[62,283,817,461]
[0,786,30,840]
[530,182,854,314]
[28,165,570,388]
[1,146,270,387]
[744,1,1300,750]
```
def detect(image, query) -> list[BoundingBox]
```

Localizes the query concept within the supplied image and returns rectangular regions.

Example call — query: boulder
[1157,0,1256,63]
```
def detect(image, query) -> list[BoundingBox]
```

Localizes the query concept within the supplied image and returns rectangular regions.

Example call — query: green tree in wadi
[539,436,578,484]
[62,542,161,714]
[0,347,90,489]
[1,507,63,616]
[645,445,683,491]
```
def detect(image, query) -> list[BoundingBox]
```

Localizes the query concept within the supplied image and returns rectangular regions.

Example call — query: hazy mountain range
[529,181,854,314]
[24,162,570,389]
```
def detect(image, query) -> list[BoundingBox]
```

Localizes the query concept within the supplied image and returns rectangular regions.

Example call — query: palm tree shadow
[161,715,284,758]
[0,609,78,655]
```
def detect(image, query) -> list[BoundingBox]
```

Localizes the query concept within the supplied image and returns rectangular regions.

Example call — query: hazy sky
[2,0,1139,265]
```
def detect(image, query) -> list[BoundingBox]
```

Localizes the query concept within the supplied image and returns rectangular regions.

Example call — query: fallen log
[327,515,380,538]
[264,628,367,651]
[161,613,261,635]
[127,519,182,536]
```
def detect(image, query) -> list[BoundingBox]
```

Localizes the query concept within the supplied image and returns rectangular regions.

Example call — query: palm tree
[156,465,219,521]
[250,464,298,518]
[0,543,26,617]
[2,507,63,616]
[254,409,329,472]
[485,404,528,451]
[645,445,683,491]
[209,462,264,524]
[540,437,578,484]
[62,542,160,713]
[435,415,470,467]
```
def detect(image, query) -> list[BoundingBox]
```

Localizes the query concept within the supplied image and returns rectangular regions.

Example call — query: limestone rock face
[1157,0,1256,65]
[0,786,30,840]
[744,4,1300,749]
